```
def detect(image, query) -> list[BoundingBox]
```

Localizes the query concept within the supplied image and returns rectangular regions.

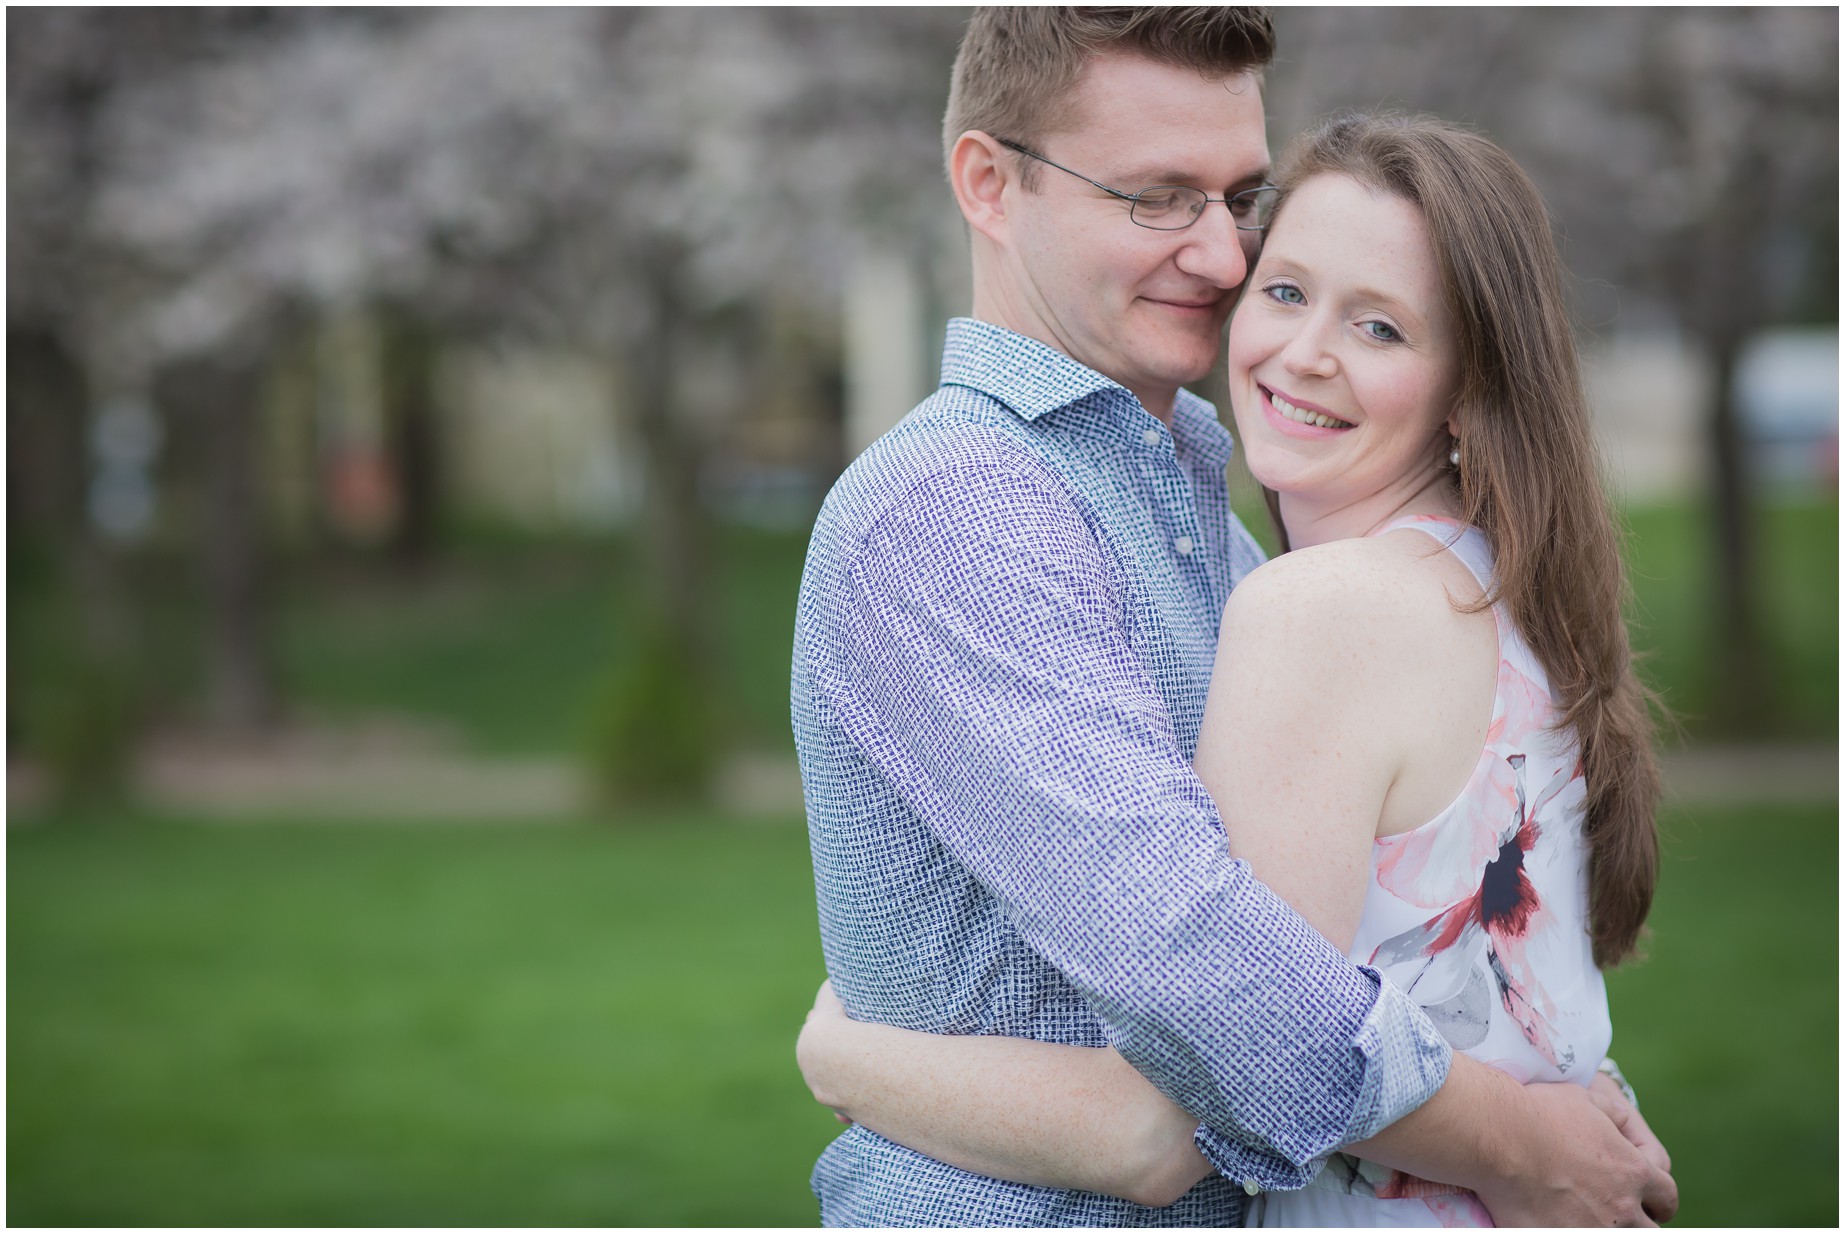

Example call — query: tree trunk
[628,257,714,667]
[381,303,442,572]
[6,325,89,550]
[163,354,280,732]
[587,250,724,803]
[1704,335,1768,732]
[1687,141,1771,736]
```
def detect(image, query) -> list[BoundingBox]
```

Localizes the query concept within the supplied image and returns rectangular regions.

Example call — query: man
[793,8,1675,1226]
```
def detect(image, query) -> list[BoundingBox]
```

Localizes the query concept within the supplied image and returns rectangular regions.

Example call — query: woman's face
[1226,173,1459,515]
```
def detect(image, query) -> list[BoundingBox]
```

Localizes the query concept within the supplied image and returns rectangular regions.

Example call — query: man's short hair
[942,7,1275,184]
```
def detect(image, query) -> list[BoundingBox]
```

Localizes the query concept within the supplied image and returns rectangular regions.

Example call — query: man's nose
[1173,204,1250,290]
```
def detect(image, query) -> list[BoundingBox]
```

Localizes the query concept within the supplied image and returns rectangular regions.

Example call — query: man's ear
[949,131,1015,243]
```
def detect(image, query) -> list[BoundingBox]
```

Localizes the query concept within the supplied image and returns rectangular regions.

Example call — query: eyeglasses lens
[1130,186,1279,231]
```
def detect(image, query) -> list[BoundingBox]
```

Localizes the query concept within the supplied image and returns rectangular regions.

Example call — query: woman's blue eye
[1363,321,1401,342]
[1266,284,1305,305]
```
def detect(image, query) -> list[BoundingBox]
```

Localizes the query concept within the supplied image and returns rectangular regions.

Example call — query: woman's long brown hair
[1266,114,1659,967]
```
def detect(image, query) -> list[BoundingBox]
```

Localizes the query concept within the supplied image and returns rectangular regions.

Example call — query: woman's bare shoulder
[1218,536,1492,718]
[1227,535,1457,630]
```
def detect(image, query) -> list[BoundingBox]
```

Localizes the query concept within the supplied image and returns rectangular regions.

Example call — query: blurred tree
[1596,11,1837,729]
[1270,7,1839,731]
[13,7,966,787]
[540,8,964,799]
[25,8,1828,760]
[8,8,289,770]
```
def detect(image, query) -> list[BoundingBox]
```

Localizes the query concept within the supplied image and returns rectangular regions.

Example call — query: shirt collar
[940,317,1236,468]
[939,317,1127,422]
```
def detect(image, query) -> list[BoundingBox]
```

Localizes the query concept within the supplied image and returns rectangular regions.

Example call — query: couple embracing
[792,8,1676,1227]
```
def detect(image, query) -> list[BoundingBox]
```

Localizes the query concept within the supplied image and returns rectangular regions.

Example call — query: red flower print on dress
[1368,753,1581,1071]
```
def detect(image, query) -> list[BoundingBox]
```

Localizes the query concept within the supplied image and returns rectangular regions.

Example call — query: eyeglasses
[997,138,1279,232]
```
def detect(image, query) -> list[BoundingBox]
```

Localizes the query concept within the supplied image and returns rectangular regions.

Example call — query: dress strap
[1373,515,1496,592]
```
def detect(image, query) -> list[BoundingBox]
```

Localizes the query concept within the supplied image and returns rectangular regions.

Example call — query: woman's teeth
[1271,391,1353,430]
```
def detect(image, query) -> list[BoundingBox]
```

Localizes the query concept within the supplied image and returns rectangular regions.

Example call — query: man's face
[993,55,1270,415]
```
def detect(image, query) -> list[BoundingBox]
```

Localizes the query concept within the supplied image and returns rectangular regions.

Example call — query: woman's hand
[797,979,856,1124]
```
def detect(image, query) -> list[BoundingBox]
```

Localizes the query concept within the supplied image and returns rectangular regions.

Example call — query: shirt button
[1243,1178,1261,1196]
[1174,536,1194,556]
[1142,427,1162,447]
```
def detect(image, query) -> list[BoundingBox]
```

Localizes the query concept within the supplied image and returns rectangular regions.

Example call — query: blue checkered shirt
[793,319,1452,1226]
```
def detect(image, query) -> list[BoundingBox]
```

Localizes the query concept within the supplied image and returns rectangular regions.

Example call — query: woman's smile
[1262,384,1355,433]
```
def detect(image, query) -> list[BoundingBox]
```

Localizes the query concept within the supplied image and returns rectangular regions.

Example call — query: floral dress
[1253,518,1612,1229]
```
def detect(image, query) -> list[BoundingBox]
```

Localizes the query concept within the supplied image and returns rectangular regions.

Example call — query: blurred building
[261,299,866,539]
[439,346,633,530]
[1586,325,1840,503]
[1582,332,1712,503]
[1734,327,1840,494]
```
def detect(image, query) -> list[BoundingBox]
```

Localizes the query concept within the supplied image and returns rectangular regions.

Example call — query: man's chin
[1156,350,1221,391]
[1152,323,1229,368]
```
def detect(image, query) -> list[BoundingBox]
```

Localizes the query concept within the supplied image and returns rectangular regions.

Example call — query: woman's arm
[1191,543,1435,951]
[797,981,1212,1206]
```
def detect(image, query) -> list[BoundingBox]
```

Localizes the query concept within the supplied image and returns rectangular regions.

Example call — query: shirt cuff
[1339,966,1454,1145]
[1190,967,1453,1195]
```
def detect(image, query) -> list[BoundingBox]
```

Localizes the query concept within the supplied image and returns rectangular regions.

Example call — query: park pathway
[9,730,1837,822]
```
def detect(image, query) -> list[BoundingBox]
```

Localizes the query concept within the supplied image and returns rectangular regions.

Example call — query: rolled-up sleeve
[801,456,1452,1191]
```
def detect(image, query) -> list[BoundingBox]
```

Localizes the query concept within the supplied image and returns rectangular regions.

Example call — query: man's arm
[802,455,1449,1191]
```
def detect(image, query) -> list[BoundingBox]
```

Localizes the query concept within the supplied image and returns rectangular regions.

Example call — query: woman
[796,114,1661,1226]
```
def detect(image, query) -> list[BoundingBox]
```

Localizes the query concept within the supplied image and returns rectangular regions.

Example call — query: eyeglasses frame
[994,137,1278,233]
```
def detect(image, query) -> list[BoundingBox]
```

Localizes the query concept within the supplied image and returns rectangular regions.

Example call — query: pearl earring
[1448,444,1461,468]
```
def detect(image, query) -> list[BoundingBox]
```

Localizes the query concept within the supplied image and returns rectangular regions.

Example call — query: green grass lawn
[272,526,812,759]
[1602,799,1841,1228]
[11,501,1833,775]
[1621,501,1839,739]
[9,523,816,772]
[8,813,838,1227]
[9,799,1837,1227]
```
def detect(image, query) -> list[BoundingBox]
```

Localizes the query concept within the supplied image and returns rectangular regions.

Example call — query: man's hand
[1474,1077,1678,1227]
